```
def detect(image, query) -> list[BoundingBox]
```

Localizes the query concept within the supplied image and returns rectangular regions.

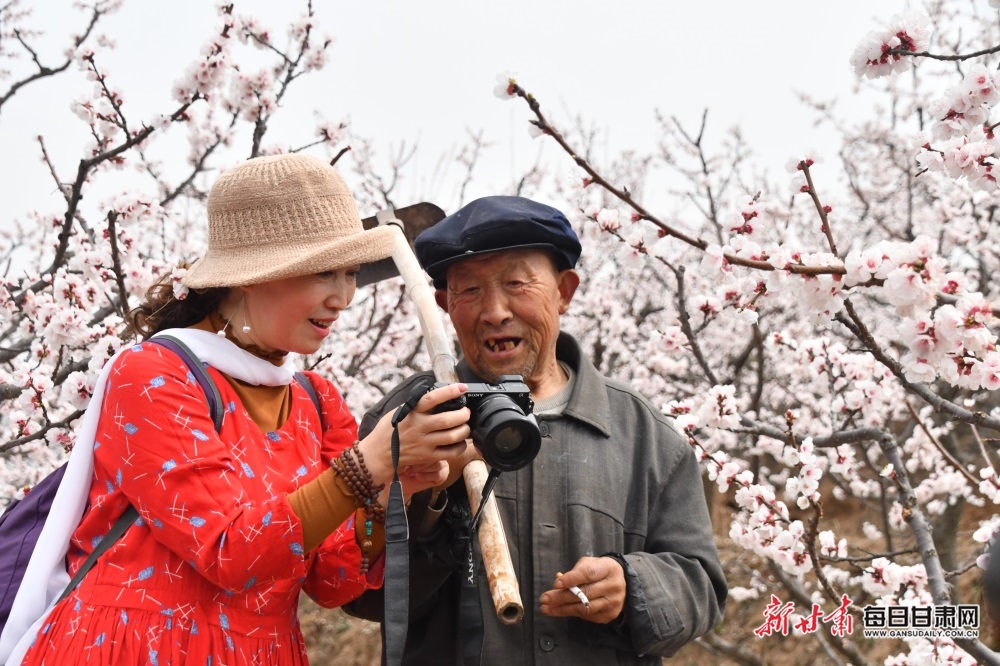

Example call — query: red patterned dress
[19,341,375,665]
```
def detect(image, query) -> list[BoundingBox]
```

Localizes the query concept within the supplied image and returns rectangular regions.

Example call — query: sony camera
[432,375,541,472]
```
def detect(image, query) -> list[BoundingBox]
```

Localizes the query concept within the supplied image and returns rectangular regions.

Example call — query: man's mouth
[485,337,520,352]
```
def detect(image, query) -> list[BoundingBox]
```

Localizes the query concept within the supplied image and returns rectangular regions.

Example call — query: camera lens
[492,426,523,454]
[470,395,541,472]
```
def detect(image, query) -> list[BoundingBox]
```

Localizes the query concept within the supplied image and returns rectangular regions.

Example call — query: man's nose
[479,287,511,325]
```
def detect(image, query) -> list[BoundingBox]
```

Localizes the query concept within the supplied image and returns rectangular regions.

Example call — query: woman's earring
[241,294,251,334]
[217,317,230,337]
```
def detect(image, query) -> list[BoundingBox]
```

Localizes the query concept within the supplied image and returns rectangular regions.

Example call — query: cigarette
[556,572,590,607]
[569,585,590,607]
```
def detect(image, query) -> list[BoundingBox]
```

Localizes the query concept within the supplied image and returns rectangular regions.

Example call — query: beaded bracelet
[332,442,385,574]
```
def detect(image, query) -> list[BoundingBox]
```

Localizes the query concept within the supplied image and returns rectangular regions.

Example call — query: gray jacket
[344,332,726,664]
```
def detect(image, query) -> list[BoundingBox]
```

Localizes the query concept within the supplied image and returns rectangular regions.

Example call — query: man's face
[436,249,579,399]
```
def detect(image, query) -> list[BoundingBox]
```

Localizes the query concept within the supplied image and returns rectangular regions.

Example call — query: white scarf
[0,329,297,665]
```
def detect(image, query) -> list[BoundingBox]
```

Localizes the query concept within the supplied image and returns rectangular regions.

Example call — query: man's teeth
[487,340,517,351]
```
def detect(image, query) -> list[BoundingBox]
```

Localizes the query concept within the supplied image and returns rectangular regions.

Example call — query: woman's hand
[358,382,473,489]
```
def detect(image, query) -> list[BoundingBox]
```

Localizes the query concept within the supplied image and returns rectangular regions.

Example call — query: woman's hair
[125,271,228,341]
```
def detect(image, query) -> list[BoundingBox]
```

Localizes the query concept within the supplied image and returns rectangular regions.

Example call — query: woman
[10,154,471,665]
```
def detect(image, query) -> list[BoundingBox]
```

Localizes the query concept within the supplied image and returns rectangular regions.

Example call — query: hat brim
[423,242,570,288]
[183,226,397,288]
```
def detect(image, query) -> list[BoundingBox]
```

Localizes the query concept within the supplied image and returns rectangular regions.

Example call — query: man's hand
[539,556,626,624]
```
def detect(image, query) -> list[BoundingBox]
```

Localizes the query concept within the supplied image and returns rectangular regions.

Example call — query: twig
[456,128,487,207]
[36,135,68,204]
[105,211,129,316]
[887,45,1000,62]
[947,556,983,580]
[879,475,895,554]
[247,3,320,158]
[674,265,719,385]
[973,425,999,478]
[881,433,1000,664]
[13,94,203,307]
[694,633,764,666]
[0,3,104,112]
[820,548,919,565]
[904,400,982,490]
[800,162,839,257]
[878,431,951,603]
[803,499,842,606]
[507,80,846,277]
[158,110,240,207]
[1,410,85,453]
[329,145,351,166]
[836,299,1000,432]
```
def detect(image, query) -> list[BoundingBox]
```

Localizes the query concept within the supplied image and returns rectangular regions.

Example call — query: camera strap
[468,467,502,533]
[460,522,485,666]
[458,468,503,665]
[383,382,428,666]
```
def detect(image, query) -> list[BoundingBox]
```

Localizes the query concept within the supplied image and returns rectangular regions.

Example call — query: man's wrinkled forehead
[443,248,560,288]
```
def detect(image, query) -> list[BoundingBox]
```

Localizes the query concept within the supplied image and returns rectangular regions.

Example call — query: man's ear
[434,288,448,312]
[556,269,580,315]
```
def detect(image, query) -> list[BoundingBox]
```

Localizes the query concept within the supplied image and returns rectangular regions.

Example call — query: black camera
[432,375,541,473]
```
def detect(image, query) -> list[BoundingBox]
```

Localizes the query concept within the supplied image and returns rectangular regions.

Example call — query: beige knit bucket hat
[183,153,395,288]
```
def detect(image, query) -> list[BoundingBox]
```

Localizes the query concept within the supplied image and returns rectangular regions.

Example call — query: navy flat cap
[415,195,581,287]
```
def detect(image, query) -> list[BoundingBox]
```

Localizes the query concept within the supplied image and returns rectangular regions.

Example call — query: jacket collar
[454,332,611,438]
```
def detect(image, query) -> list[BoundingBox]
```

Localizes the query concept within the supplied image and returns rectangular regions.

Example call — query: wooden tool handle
[384,217,524,625]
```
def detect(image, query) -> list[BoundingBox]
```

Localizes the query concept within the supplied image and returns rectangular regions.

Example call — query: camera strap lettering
[460,523,485,666]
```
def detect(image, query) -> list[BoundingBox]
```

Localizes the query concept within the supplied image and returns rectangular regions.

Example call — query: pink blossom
[727,587,759,603]
[843,245,892,286]
[658,326,685,352]
[976,351,1000,390]
[596,208,621,232]
[789,173,807,194]
[493,72,517,100]
[850,13,930,79]
[900,353,938,384]
[884,266,936,310]
[728,234,763,261]
[915,147,944,172]
[696,384,741,429]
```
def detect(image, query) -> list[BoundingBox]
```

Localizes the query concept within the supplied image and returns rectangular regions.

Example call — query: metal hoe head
[356,202,446,287]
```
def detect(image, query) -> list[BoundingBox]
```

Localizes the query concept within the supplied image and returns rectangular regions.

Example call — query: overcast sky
[1,0,901,245]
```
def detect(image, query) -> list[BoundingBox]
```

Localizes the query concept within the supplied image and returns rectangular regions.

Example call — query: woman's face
[235,266,359,355]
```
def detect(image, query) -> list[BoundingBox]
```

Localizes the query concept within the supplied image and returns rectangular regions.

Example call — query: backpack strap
[57,336,230,602]
[294,371,323,424]
[152,337,320,431]
[149,335,224,431]
[57,504,138,602]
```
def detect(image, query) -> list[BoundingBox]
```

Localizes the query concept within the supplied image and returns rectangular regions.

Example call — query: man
[345,195,726,664]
